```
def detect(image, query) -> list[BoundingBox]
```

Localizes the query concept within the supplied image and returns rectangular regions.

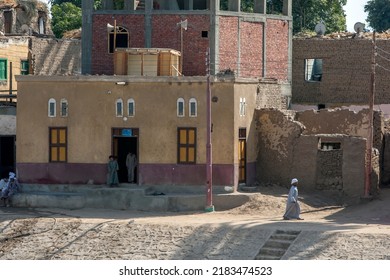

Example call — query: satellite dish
[315,23,326,35]
[354,22,365,33]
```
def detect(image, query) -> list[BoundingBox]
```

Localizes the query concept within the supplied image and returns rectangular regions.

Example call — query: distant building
[0,0,81,179]
[292,33,390,115]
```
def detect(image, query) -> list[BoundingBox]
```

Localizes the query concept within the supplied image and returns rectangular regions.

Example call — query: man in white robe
[283,178,304,220]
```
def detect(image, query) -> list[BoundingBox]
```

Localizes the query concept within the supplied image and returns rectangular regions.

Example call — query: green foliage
[51,2,81,38]
[293,0,346,34]
[49,0,82,6]
[365,0,390,32]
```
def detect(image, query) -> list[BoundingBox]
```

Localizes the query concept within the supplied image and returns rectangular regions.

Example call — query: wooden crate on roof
[114,48,181,76]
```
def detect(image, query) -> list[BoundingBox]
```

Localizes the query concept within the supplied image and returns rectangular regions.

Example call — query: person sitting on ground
[1,172,21,207]
[283,178,304,220]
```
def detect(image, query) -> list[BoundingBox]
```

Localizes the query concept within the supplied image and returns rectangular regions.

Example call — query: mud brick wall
[316,150,343,191]
[292,38,390,105]
[31,38,81,75]
[256,109,369,200]
[296,109,384,150]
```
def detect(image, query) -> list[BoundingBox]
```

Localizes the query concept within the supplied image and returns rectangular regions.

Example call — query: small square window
[202,31,208,38]
[305,58,323,82]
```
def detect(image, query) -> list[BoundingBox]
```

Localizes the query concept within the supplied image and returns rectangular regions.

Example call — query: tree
[49,0,81,6]
[51,2,81,38]
[292,0,347,34]
[365,0,390,32]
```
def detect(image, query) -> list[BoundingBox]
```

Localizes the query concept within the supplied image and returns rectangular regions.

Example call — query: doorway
[0,136,15,179]
[112,128,138,183]
[238,128,246,184]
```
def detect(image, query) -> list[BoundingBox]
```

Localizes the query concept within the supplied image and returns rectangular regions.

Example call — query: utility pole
[364,31,376,198]
[205,48,214,212]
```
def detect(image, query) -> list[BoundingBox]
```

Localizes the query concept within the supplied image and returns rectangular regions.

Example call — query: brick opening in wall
[305,58,322,82]
[202,31,208,38]
[320,142,341,151]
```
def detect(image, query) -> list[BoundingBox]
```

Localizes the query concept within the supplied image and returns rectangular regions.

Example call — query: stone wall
[31,37,81,75]
[256,80,290,110]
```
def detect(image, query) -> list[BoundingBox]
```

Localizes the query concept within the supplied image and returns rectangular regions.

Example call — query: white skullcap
[291,178,298,184]
[9,172,16,179]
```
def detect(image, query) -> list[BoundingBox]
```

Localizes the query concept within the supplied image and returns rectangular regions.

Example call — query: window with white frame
[127,98,135,117]
[239,97,246,116]
[189,98,197,117]
[60,98,68,117]
[48,98,56,117]
[177,98,185,117]
[116,98,123,117]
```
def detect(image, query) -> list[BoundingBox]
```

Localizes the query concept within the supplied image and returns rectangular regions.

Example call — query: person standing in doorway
[283,178,304,220]
[107,155,119,187]
[126,152,137,183]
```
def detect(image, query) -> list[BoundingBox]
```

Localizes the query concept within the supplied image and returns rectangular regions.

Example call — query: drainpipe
[364,32,376,198]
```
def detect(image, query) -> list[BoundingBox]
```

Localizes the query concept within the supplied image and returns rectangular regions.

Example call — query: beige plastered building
[16,75,266,189]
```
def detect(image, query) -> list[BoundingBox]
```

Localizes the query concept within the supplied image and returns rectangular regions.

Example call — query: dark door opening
[113,136,138,183]
[0,136,15,179]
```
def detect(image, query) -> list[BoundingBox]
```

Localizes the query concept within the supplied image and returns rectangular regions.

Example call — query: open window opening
[305,58,323,82]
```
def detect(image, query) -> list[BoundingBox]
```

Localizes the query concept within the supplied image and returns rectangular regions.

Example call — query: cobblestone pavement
[0,206,389,260]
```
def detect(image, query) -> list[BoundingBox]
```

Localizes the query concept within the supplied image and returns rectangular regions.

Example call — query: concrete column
[124,0,137,10]
[82,0,93,74]
[228,0,240,12]
[283,0,292,16]
[184,0,194,10]
[254,0,266,14]
[210,0,220,75]
[145,0,153,47]
[102,0,114,10]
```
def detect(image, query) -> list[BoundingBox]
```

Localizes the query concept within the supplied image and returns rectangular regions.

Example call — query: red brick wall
[151,15,210,76]
[239,21,263,78]
[91,15,289,80]
[219,17,239,74]
[92,15,145,75]
[266,19,289,81]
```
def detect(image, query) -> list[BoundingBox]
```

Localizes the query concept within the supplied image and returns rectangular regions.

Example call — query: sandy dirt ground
[0,185,389,260]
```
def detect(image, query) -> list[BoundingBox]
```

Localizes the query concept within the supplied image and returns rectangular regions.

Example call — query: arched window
[60,98,68,117]
[48,98,56,117]
[116,98,123,117]
[127,98,135,117]
[189,98,197,117]
[177,98,185,117]
[108,26,129,54]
